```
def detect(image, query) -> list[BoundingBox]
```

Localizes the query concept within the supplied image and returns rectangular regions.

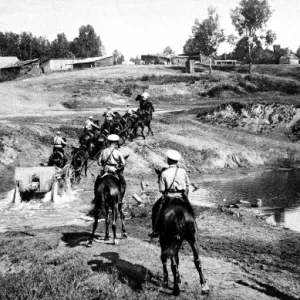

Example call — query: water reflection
[199,169,300,232]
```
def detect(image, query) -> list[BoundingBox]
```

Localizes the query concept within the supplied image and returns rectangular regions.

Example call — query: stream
[0,169,300,233]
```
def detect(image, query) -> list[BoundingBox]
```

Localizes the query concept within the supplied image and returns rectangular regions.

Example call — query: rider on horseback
[149,149,190,238]
[125,103,133,116]
[53,131,67,155]
[103,107,116,134]
[85,116,100,138]
[97,134,126,201]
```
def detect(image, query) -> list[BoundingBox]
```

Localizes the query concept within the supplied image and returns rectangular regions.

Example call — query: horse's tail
[161,211,185,259]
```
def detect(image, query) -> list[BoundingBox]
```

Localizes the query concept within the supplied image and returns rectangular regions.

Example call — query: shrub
[61,100,78,109]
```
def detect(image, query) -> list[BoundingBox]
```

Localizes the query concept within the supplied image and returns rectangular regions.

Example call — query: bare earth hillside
[0,65,299,300]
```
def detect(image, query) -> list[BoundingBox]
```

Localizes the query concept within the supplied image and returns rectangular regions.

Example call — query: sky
[0,0,300,60]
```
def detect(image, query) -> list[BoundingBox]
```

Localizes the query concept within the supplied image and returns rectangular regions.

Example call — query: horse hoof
[201,283,210,295]
[86,241,92,247]
[163,281,168,288]
[104,236,109,241]
[173,286,180,296]
[113,239,119,245]
[122,232,128,238]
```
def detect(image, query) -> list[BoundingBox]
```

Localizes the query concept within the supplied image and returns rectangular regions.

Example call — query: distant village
[0,50,299,83]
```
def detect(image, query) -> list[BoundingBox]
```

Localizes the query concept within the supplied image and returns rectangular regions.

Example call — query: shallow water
[194,169,300,232]
[0,170,300,232]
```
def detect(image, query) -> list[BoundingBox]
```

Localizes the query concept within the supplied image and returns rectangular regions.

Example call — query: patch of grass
[245,73,300,94]
[138,74,201,85]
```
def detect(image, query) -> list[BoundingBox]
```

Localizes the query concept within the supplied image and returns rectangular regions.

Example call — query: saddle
[99,172,119,181]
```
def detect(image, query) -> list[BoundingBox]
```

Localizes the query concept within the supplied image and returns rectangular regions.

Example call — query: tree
[50,33,73,58]
[73,25,103,58]
[273,44,290,63]
[130,55,141,65]
[296,46,300,59]
[113,50,124,65]
[230,0,276,72]
[163,46,175,56]
[183,7,225,74]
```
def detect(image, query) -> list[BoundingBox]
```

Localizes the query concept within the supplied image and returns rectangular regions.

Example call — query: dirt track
[0,65,300,299]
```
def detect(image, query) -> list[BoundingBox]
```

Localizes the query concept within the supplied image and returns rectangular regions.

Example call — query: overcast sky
[0,0,300,60]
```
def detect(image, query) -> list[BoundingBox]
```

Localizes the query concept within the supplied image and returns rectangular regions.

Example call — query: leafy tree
[273,45,291,63]
[130,55,141,65]
[163,46,175,56]
[113,50,124,64]
[183,7,225,73]
[296,46,300,59]
[230,0,276,72]
[50,33,73,58]
[73,25,103,58]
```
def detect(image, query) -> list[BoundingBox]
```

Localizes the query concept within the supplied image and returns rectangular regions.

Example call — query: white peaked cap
[56,131,61,135]
[166,149,181,161]
[89,116,93,119]
[107,134,119,142]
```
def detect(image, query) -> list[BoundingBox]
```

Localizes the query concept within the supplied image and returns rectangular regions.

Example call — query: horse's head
[135,94,142,101]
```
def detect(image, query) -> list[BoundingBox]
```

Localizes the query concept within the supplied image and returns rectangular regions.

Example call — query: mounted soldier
[97,134,126,201]
[125,103,133,116]
[84,116,100,138]
[53,131,67,155]
[149,149,190,238]
[102,106,116,134]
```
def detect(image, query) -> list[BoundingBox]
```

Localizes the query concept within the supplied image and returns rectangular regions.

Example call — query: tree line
[0,24,104,61]
[183,0,300,72]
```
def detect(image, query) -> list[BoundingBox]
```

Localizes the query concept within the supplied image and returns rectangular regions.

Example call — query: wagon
[12,164,75,204]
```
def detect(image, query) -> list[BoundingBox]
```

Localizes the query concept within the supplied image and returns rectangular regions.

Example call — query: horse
[88,173,127,246]
[48,150,66,168]
[71,146,88,181]
[136,109,153,136]
[152,169,210,296]
[135,94,155,119]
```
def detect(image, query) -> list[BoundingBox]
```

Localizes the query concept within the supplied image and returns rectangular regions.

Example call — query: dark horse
[48,151,66,168]
[135,94,155,119]
[152,170,210,296]
[71,146,88,181]
[88,173,127,246]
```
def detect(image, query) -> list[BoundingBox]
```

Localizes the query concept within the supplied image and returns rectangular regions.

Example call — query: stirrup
[148,232,159,238]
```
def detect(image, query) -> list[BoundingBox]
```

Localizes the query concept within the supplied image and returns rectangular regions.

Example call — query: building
[171,56,189,65]
[71,55,115,69]
[279,54,299,65]
[0,56,20,68]
[0,57,40,81]
[214,60,237,66]
[18,59,40,76]
[40,59,75,73]
[141,55,169,65]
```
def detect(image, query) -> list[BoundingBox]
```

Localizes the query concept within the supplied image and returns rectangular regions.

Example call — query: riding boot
[148,196,165,238]
[117,171,126,201]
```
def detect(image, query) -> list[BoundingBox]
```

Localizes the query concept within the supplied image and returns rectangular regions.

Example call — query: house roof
[280,53,299,60]
[71,55,113,65]
[0,57,20,69]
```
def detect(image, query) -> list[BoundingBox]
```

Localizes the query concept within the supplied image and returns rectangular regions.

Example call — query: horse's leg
[112,202,118,245]
[87,207,100,246]
[104,203,110,241]
[175,253,181,283]
[188,236,210,295]
[118,202,127,238]
[160,248,169,288]
[140,124,146,139]
[84,159,88,177]
[171,256,180,296]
